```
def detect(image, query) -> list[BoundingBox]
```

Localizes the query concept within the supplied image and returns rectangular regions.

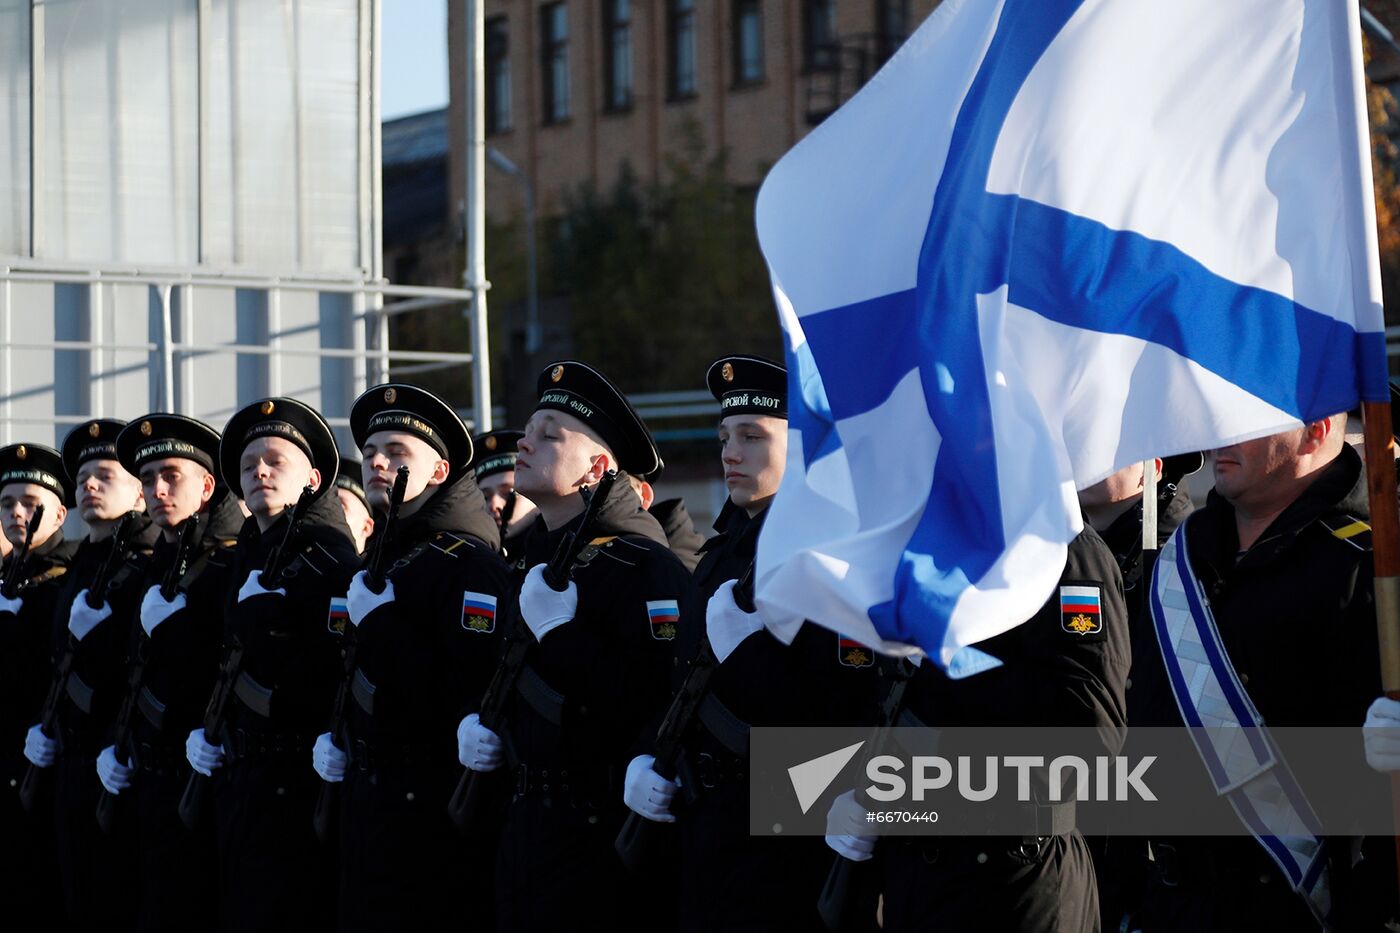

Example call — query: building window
[802,0,836,73]
[541,2,570,124]
[667,0,696,101]
[485,16,511,134]
[603,0,633,111]
[732,0,763,86]
[875,0,910,63]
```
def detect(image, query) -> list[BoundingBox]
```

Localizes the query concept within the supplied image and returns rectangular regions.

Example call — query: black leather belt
[137,685,167,731]
[512,762,614,808]
[347,738,441,772]
[697,693,750,758]
[233,671,274,719]
[132,741,183,775]
[516,664,565,727]
[65,671,95,715]
[225,728,310,760]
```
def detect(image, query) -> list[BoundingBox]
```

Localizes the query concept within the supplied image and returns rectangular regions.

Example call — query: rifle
[95,513,201,834]
[615,559,755,871]
[499,490,518,536]
[816,658,915,933]
[177,486,315,830]
[20,512,134,813]
[447,470,618,834]
[313,466,408,843]
[0,503,44,600]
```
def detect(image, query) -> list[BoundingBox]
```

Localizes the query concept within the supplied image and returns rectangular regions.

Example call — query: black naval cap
[351,383,474,485]
[62,419,128,483]
[0,442,74,505]
[1162,452,1204,487]
[219,397,340,500]
[535,361,661,477]
[706,355,787,419]
[470,429,523,481]
[335,455,368,506]
[116,414,221,478]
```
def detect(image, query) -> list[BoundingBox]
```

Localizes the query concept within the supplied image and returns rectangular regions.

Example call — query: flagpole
[1142,460,1158,555]
[1361,401,1400,884]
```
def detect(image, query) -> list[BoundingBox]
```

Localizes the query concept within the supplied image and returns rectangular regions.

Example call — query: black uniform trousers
[53,738,137,931]
[214,751,333,933]
[882,832,1100,933]
[129,739,217,933]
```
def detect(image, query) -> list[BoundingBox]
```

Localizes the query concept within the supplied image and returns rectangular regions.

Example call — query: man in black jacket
[312,383,512,931]
[472,428,538,562]
[460,360,696,932]
[101,413,244,931]
[44,419,156,929]
[1135,417,1391,931]
[1,442,76,920]
[184,397,357,932]
[624,354,880,932]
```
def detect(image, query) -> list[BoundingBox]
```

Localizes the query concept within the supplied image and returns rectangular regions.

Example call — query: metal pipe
[159,283,175,410]
[464,0,492,432]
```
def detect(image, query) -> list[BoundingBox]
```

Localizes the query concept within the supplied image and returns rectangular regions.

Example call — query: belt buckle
[1153,841,1181,888]
[696,752,718,790]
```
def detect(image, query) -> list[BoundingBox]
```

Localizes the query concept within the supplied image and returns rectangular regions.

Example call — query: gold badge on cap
[485,436,498,451]
[15,445,26,460]
[384,387,398,404]
[550,365,564,383]
[88,422,100,437]
[140,421,152,436]
[721,362,735,382]
[261,400,275,415]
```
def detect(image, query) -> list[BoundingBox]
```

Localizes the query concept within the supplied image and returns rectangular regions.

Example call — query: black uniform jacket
[505,478,697,781]
[221,493,359,739]
[51,515,159,753]
[130,490,246,746]
[347,475,512,747]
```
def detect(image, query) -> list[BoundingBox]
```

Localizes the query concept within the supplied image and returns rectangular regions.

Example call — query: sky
[381,0,449,121]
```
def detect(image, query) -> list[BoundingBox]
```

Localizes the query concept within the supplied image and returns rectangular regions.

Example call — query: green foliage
[545,144,782,393]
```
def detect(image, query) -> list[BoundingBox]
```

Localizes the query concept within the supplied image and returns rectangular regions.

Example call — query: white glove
[237,570,287,604]
[623,754,679,823]
[67,590,113,641]
[185,727,226,777]
[346,572,396,627]
[1364,696,1400,772]
[96,745,133,795]
[456,713,504,772]
[825,790,877,862]
[140,586,187,636]
[0,593,21,615]
[706,580,765,663]
[23,724,57,768]
[312,732,347,783]
[518,564,577,642]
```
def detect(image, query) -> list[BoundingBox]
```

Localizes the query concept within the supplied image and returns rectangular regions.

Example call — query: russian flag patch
[1059,585,1103,637]
[462,591,497,634]
[646,599,679,640]
[327,597,350,636]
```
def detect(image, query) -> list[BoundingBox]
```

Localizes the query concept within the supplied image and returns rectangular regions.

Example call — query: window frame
[731,0,764,88]
[666,0,698,102]
[485,15,512,135]
[602,0,634,113]
[540,2,571,125]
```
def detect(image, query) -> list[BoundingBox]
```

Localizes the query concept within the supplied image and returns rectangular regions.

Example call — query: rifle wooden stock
[178,486,315,829]
[1,503,44,599]
[313,467,408,844]
[448,472,617,834]
[96,514,201,834]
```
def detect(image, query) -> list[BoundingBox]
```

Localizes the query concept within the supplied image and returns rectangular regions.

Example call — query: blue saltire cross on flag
[753,0,1387,673]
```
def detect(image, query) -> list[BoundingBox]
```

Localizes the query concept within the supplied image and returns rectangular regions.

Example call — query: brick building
[447,0,942,222]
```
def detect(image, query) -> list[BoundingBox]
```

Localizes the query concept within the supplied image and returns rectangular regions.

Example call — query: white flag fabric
[753,0,1386,673]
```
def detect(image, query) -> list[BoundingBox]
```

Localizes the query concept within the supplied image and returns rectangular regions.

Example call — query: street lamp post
[487,147,540,355]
